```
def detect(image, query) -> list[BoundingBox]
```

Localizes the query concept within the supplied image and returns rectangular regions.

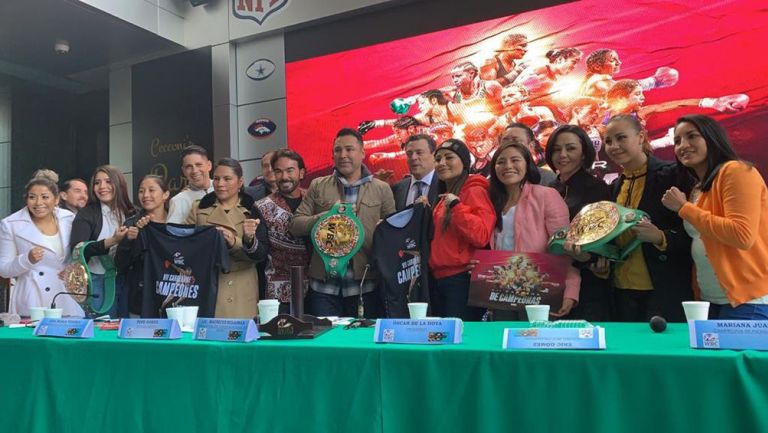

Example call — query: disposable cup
[166,307,185,327]
[43,308,63,319]
[682,301,710,322]
[29,307,46,322]
[258,299,280,324]
[408,302,428,319]
[182,306,199,329]
[525,305,550,322]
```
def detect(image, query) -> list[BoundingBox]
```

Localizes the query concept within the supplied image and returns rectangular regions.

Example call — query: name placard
[118,319,182,340]
[193,318,259,343]
[374,318,462,344]
[34,318,94,339]
[689,320,768,350]
[503,327,606,350]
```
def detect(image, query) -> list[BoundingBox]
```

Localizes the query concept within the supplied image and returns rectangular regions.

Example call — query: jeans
[307,289,382,318]
[711,303,768,320]
[430,272,484,321]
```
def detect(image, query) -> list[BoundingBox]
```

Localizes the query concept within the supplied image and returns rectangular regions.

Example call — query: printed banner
[469,250,568,311]
[287,0,768,183]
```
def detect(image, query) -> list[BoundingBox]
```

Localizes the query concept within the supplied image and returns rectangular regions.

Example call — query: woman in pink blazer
[488,140,580,318]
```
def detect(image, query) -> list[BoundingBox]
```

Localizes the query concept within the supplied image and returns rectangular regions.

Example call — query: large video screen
[286,0,767,182]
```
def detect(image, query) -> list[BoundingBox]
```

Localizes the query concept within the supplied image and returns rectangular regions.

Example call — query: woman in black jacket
[546,124,613,321]
[601,114,694,322]
[70,165,137,317]
[115,175,169,317]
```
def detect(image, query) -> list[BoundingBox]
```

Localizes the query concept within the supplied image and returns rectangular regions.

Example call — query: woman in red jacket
[428,139,496,320]
[662,114,768,319]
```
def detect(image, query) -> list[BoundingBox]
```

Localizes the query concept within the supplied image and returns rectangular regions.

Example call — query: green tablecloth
[1,322,767,433]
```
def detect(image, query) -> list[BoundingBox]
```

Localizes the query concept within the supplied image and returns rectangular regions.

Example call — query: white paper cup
[29,307,46,322]
[43,308,63,319]
[166,307,185,327]
[525,305,550,322]
[408,302,428,319]
[182,306,199,329]
[258,299,280,324]
[682,301,710,322]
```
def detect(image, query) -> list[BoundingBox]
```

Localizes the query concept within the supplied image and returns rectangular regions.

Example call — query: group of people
[1,112,767,322]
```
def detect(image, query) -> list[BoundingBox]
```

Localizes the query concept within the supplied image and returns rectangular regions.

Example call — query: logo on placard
[233,0,289,25]
[248,118,277,138]
[428,332,447,342]
[246,58,276,81]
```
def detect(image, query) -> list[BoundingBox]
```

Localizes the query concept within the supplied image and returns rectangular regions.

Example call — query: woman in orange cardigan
[662,114,768,319]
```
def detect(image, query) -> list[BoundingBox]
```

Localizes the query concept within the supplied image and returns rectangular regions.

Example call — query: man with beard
[254,149,311,313]
[59,178,89,214]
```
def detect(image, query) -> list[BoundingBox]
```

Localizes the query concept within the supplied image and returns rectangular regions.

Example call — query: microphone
[50,291,100,309]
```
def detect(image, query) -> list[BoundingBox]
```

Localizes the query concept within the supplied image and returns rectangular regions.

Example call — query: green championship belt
[548,201,649,261]
[311,202,364,279]
[61,241,116,316]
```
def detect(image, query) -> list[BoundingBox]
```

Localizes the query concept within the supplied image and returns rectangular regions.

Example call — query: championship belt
[61,241,116,315]
[548,201,649,261]
[311,203,364,279]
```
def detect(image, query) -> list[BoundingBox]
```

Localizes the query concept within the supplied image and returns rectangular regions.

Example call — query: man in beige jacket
[290,128,395,317]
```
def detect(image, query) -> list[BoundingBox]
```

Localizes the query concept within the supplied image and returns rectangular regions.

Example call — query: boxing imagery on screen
[286,0,768,183]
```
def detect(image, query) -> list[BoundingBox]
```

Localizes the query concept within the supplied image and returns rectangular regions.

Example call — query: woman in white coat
[0,175,84,317]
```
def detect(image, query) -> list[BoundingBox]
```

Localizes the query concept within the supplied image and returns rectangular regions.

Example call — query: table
[1,322,767,433]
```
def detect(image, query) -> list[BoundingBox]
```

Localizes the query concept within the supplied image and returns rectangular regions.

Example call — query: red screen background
[287,0,768,180]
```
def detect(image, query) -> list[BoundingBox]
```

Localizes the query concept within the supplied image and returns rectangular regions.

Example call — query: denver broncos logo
[248,118,277,138]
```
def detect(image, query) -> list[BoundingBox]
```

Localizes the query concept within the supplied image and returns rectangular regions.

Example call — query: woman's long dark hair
[488,142,540,231]
[675,114,745,192]
[89,165,135,220]
[436,139,469,232]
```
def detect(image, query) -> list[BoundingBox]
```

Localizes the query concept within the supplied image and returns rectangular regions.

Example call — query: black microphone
[50,292,100,309]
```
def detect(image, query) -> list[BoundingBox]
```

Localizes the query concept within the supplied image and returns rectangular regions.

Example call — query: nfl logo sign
[233,0,290,25]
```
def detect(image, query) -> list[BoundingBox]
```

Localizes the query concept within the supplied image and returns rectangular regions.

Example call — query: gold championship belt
[61,241,116,315]
[548,201,649,261]
[311,202,364,278]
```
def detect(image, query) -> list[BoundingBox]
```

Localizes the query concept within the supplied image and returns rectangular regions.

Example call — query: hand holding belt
[311,202,364,279]
[548,201,649,261]
[61,241,116,315]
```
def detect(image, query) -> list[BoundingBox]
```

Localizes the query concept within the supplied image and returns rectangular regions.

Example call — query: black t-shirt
[371,204,431,318]
[136,222,230,318]
[284,195,303,213]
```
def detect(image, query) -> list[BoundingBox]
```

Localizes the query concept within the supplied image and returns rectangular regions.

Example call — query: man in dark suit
[391,134,439,211]
[245,150,276,202]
